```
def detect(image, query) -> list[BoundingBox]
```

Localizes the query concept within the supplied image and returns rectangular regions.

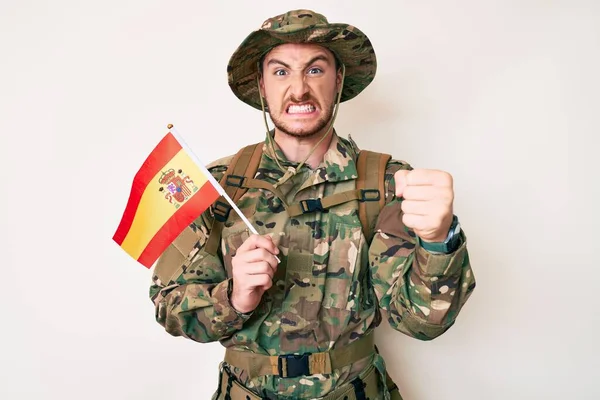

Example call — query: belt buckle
[278,353,311,378]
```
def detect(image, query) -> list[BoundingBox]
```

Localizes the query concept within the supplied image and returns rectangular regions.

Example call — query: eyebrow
[266,54,331,70]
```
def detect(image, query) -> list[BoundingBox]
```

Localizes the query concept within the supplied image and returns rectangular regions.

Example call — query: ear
[259,75,265,97]
[336,67,343,94]
[256,76,269,111]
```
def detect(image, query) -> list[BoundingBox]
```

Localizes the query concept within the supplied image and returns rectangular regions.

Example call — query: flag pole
[167,124,280,262]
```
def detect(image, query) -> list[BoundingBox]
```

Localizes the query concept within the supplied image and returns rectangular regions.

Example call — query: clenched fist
[394,169,454,243]
[230,234,280,314]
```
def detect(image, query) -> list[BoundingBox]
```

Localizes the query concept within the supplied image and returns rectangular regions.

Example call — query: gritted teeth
[287,104,316,114]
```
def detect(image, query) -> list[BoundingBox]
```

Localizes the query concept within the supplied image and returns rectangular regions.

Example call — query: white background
[1,1,597,399]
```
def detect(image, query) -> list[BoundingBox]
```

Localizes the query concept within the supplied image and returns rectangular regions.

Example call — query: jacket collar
[263,129,359,184]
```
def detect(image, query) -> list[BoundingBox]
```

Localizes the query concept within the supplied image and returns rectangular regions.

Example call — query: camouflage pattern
[227,9,377,110]
[149,131,476,399]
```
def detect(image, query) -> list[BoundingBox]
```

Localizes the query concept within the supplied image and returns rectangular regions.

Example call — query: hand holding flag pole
[113,124,279,268]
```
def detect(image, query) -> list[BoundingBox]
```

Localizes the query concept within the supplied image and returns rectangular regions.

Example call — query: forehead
[263,43,336,63]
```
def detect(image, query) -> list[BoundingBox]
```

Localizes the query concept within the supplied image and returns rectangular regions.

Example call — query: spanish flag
[113,127,222,268]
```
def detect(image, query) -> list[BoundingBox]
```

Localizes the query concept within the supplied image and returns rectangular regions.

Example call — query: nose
[289,73,309,101]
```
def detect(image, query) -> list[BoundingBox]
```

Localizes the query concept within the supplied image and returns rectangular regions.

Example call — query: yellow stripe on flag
[120,149,209,260]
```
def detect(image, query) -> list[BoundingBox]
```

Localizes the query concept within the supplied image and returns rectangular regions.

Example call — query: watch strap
[419,215,461,254]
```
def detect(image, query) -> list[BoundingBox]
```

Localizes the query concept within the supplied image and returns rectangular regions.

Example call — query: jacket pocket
[321,220,364,310]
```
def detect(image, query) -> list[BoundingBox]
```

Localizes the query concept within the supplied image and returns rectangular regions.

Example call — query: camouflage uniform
[149,131,476,399]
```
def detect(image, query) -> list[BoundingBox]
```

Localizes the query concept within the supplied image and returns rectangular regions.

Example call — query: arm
[149,164,252,343]
[369,161,476,340]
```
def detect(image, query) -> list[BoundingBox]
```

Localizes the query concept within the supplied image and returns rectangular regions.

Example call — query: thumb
[394,169,410,198]
[263,234,281,259]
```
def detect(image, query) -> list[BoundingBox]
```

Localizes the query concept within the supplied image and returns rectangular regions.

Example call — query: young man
[150,10,476,400]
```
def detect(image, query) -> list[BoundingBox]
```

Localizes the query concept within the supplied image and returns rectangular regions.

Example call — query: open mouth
[286,104,316,114]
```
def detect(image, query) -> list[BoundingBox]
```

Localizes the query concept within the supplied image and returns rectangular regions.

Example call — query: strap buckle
[299,199,323,213]
[359,189,380,202]
[225,175,245,188]
[351,376,367,400]
[278,353,311,378]
[213,200,231,222]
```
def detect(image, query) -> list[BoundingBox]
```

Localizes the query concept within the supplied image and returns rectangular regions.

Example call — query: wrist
[418,215,461,254]
[227,280,254,316]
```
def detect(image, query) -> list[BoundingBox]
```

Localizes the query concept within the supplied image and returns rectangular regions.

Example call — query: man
[150,9,476,400]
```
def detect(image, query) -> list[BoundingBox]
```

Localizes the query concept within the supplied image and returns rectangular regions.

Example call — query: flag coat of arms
[112,128,222,268]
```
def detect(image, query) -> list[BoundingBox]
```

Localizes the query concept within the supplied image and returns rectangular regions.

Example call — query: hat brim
[227,23,376,110]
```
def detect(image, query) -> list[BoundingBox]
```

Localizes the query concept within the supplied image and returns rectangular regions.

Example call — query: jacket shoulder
[205,154,235,181]
[385,158,412,174]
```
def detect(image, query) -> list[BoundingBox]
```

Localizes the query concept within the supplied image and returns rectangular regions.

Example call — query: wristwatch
[419,215,461,254]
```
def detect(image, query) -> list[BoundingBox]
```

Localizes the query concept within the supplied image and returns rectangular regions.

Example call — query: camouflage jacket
[149,131,476,399]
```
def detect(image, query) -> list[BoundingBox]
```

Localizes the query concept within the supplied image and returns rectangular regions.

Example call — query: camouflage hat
[227,9,377,110]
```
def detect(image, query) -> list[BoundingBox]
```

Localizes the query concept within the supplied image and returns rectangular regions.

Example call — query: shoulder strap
[204,142,263,256]
[153,223,202,284]
[356,150,391,244]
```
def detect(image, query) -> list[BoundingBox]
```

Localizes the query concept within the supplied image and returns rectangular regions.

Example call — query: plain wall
[1,0,597,399]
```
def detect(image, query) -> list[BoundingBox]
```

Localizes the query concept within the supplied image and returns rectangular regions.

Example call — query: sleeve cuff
[418,234,461,255]
[415,232,467,277]
[211,279,253,335]
[225,278,254,319]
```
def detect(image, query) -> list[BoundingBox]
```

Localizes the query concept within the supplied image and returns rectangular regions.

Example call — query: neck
[273,127,333,169]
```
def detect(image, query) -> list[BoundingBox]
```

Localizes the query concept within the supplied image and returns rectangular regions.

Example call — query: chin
[280,126,323,138]
[275,118,330,138]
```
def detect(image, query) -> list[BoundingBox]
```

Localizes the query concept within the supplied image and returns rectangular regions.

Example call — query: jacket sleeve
[148,163,252,343]
[368,161,476,340]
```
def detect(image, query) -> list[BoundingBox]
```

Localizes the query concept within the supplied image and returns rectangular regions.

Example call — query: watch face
[451,216,460,234]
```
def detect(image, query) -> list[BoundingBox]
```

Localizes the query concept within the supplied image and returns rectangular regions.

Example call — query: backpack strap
[204,142,263,256]
[356,150,391,243]
[287,189,371,216]
[285,150,391,244]
[153,222,203,284]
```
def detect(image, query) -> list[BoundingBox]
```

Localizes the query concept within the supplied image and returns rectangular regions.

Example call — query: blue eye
[274,69,287,76]
[308,67,323,75]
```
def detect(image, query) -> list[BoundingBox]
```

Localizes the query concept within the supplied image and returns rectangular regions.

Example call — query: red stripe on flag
[113,132,182,245]
[137,181,221,268]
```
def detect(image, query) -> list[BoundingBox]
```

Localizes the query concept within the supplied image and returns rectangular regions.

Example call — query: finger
[402,185,451,202]
[244,274,273,290]
[402,213,428,232]
[237,234,280,256]
[236,247,279,269]
[404,169,453,187]
[262,234,280,255]
[400,200,430,216]
[252,234,280,256]
[394,169,410,197]
[236,234,260,252]
[240,262,276,278]
[263,235,281,264]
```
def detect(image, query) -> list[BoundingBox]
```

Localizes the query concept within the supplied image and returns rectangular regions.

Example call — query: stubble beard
[268,100,335,139]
